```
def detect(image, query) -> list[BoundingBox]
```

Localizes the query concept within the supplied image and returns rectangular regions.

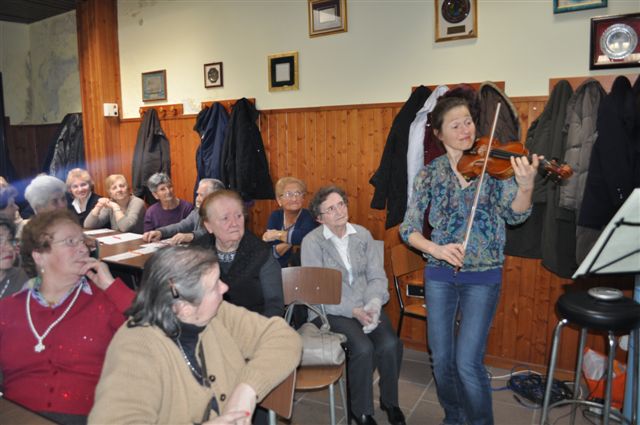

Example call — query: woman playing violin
[399,96,539,425]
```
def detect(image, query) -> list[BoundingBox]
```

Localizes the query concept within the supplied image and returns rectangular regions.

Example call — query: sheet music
[573,188,640,278]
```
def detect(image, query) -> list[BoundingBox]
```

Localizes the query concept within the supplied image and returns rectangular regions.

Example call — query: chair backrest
[390,243,425,278]
[259,370,296,419]
[281,266,342,305]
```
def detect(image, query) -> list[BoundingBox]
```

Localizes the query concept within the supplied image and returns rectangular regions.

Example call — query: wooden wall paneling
[5,123,58,181]
[76,0,121,196]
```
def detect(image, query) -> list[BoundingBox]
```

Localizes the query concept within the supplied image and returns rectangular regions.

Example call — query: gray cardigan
[84,196,146,234]
[157,208,207,239]
[301,223,388,318]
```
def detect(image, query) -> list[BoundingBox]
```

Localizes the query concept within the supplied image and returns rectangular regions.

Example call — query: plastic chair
[282,266,349,425]
[260,370,296,425]
[390,243,426,337]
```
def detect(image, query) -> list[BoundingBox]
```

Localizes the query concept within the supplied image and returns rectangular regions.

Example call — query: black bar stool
[540,290,640,425]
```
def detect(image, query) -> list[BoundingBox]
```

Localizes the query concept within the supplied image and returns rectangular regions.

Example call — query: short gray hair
[147,173,172,193]
[24,175,66,211]
[308,185,347,219]
[126,246,219,338]
[199,178,225,194]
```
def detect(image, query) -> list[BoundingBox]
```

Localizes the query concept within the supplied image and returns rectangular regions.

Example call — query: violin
[456,136,573,183]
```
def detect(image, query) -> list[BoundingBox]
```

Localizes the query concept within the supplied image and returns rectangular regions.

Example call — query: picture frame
[308,0,347,37]
[204,62,223,88]
[268,51,299,92]
[589,13,640,70]
[141,70,167,102]
[434,0,477,43]
[553,0,607,14]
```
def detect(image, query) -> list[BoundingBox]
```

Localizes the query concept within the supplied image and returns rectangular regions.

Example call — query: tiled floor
[282,348,615,425]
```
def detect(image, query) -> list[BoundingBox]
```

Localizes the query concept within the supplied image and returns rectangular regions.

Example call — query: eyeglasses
[320,200,347,216]
[280,191,304,199]
[51,236,96,251]
[0,237,17,247]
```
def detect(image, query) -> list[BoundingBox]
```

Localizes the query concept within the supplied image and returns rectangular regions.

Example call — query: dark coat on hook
[132,109,171,204]
[221,98,275,200]
[193,102,229,201]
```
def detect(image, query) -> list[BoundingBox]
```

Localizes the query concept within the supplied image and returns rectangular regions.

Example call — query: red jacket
[0,278,134,415]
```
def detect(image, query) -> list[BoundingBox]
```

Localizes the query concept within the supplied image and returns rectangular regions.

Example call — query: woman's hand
[215,383,256,425]
[142,230,162,243]
[510,154,541,191]
[168,232,195,245]
[203,411,251,425]
[352,307,375,326]
[91,198,111,216]
[262,229,283,242]
[79,258,115,290]
[430,243,465,268]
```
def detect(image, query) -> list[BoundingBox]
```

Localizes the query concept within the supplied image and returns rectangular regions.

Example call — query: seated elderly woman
[24,174,68,214]
[0,217,27,299]
[66,168,101,224]
[0,209,134,424]
[84,174,146,233]
[301,185,405,425]
[0,184,25,237]
[262,177,318,268]
[143,172,193,232]
[89,246,301,424]
[142,178,224,245]
[192,190,284,318]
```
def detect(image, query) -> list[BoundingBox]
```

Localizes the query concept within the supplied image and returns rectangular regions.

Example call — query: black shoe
[380,401,406,425]
[352,413,378,425]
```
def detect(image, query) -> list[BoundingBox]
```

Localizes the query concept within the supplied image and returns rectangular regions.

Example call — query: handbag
[285,302,347,366]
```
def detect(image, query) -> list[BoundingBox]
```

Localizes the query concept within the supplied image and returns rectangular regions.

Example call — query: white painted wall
[0,11,80,125]
[117,0,640,119]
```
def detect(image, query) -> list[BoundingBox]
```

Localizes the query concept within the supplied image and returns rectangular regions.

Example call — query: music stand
[573,188,640,421]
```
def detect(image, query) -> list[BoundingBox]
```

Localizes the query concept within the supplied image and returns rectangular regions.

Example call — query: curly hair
[308,185,348,219]
[20,210,80,277]
[275,177,306,198]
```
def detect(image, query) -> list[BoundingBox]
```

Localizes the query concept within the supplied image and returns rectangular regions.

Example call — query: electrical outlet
[406,284,424,298]
[103,103,119,117]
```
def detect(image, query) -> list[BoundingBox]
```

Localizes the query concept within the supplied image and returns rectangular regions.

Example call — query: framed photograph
[141,70,167,102]
[268,51,299,92]
[435,0,477,43]
[204,62,223,88]
[553,0,607,14]
[590,13,640,70]
[308,0,347,37]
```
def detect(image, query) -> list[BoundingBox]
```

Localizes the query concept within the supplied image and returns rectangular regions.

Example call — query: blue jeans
[425,278,501,425]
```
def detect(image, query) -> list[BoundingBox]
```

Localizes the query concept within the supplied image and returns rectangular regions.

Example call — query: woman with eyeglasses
[301,185,405,425]
[0,216,27,299]
[0,209,135,424]
[89,246,301,425]
[262,177,318,267]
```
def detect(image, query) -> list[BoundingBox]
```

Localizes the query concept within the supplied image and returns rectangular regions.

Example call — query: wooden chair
[282,266,349,425]
[260,370,296,425]
[390,243,427,337]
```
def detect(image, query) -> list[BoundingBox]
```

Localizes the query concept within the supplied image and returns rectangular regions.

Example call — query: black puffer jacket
[43,113,85,181]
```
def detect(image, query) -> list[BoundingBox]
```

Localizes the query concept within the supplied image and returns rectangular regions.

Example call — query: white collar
[322,222,356,240]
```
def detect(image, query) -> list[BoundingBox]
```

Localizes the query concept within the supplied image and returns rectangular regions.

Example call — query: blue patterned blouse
[399,155,531,272]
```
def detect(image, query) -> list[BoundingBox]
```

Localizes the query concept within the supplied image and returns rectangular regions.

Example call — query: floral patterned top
[400,155,531,272]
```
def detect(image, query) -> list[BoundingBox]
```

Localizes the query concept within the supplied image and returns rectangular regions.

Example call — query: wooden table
[0,398,56,424]
[92,231,152,270]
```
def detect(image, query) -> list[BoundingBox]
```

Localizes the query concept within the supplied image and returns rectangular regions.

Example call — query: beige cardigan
[89,302,302,424]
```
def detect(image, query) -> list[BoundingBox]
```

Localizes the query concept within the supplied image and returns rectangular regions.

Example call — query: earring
[40,267,45,275]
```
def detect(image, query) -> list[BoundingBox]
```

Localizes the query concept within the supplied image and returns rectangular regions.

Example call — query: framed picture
[553,0,607,14]
[434,0,477,43]
[141,70,167,102]
[204,62,223,88]
[590,13,640,70]
[308,0,347,37]
[268,51,299,92]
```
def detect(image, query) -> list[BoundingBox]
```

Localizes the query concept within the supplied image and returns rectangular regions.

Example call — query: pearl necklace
[26,283,83,353]
[175,338,205,385]
[0,278,10,299]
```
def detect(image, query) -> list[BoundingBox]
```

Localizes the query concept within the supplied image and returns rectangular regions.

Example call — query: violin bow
[457,102,502,272]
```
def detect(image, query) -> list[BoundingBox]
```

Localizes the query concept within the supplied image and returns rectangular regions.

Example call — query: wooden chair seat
[404,303,427,318]
[295,363,346,390]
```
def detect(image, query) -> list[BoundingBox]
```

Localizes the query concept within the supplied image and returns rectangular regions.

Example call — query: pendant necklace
[0,278,10,299]
[26,282,83,353]
[175,338,205,385]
